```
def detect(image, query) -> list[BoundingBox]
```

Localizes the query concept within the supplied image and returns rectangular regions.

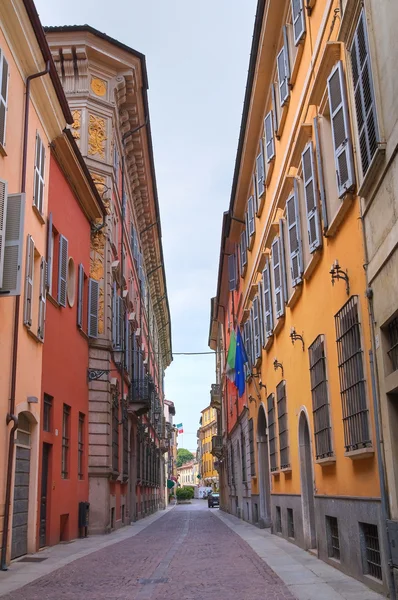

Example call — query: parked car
[208,492,219,508]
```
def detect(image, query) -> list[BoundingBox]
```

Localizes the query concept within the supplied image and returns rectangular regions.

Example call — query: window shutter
[264,111,275,163]
[277,46,288,107]
[253,296,261,360]
[243,321,251,373]
[248,418,256,476]
[38,257,47,341]
[57,234,68,307]
[271,83,279,134]
[24,234,34,326]
[77,263,84,329]
[46,212,53,291]
[0,51,9,147]
[291,0,306,46]
[256,141,265,198]
[350,9,379,176]
[279,219,289,304]
[257,280,264,348]
[240,230,247,270]
[245,211,250,248]
[272,237,284,319]
[133,228,138,262]
[252,173,258,214]
[112,282,117,346]
[88,278,99,338]
[228,253,237,291]
[33,134,45,213]
[138,252,144,281]
[118,296,124,350]
[314,116,328,231]
[327,61,355,198]
[0,193,25,296]
[248,196,255,238]
[302,142,322,252]
[262,258,274,337]
[283,26,291,81]
[124,314,130,368]
[0,178,8,287]
[286,181,303,286]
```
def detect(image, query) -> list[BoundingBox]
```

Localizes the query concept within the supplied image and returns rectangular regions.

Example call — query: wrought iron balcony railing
[129,377,155,415]
[211,435,223,457]
[210,384,221,410]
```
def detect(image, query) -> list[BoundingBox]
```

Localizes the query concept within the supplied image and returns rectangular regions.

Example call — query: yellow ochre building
[198,406,218,487]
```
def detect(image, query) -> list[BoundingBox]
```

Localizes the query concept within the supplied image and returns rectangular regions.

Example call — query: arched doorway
[257,405,271,527]
[299,411,316,549]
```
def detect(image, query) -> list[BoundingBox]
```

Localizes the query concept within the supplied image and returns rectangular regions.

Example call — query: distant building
[198,406,218,489]
[177,460,199,487]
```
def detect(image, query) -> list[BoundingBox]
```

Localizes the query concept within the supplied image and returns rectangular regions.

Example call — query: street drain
[18,557,48,563]
[138,578,168,585]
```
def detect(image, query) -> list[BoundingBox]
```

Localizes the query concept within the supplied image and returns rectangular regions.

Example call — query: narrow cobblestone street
[1,502,293,600]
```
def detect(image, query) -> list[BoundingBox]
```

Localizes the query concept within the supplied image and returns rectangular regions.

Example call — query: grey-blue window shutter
[291,0,306,46]
[271,83,279,134]
[286,181,303,286]
[253,296,261,360]
[125,314,130,368]
[228,253,237,291]
[314,116,328,231]
[77,263,84,329]
[262,258,274,337]
[118,296,124,350]
[283,26,291,80]
[350,9,379,176]
[112,282,117,346]
[0,51,9,147]
[88,278,99,338]
[272,237,284,319]
[245,211,250,248]
[240,230,247,270]
[264,111,275,163]
[46,212,52,290]
[302,142,322,252]
[0,178,8,287]
[243,321,250,375]
[253,173,258,214]
[24,234,34,326]
[327,61,355,198]
[38,257,47,341]
[257,280,265,348]
[277,46,289,107]
[57,234,68,307]
[0,192,25,297]
[279,219,289,304]
[256,141,265,198]
[248,196,255,237]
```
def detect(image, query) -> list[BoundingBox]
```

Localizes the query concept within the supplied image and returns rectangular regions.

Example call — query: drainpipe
[1,61,50,571]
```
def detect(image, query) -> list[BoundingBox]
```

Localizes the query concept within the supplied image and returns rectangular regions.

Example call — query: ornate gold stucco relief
[88,114,107,160]
[90,227,106,335]
[71,109,81,140]
[91,77,107,97]
[91,173,110,214]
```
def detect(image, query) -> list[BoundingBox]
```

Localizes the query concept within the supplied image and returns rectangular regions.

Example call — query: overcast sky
[36,0,257,451]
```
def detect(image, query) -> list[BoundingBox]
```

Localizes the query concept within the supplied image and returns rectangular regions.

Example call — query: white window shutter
[57,234,68,307]
[313,116,328,231]
[228,253,237,291]
[264,111,275,163]
[291,0,306,46]
[256,141,265,198]
[327,61,355,198]
[33,134,45,213]
[24,234,35,326]
[88,278,99,338]
[248,196,255,238]
[279,219,289,304]
[38,257,47,341]
[240,230,247,270]
[77,263,84,329]
[253,296,261,360]
[46,212,53,291]
[286,181,303,286]
[262,258,274,337]
[0,193,25,296]
[272,237,284,319]
[350,9,379,176]
[277,46,289,107]
[0,178,8,287]
[302,142,322,252]
[0,51,9,147]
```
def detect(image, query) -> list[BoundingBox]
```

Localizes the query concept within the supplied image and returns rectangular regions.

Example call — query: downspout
[1,61,50,571]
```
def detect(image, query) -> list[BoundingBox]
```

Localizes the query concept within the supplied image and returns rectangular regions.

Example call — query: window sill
[248,232,255,251]
[265,158,275,187]
[281,466,291,473]
[32,204,45,225]
[0,143,7,157]
[240,263,248,279]
[308,42,342,106]
[345,447,374,460]
[47,294,61,308]
[257,190,266,218]
[263,335,274,352]
[26,327,43,344]
[325,193,353,238]
[271,470,280,477]
[248,283,258,301]
[287,285,302,310]
[315,456,336,466]
[359,146,387,213]
[303,248,322,281]
[273,315,285,336]
[385,369,398,395]
[276,102,289,139]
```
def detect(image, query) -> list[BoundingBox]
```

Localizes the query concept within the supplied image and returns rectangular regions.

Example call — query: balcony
[210,384,221,410]
[211,435,223,458]
[129,376,155,416]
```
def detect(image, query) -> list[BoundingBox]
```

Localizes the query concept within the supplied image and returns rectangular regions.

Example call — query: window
[33,133,45,214]
[326,516,340,560]
[277,27,291,108]
[43,394,52,433]
[246,196,255,243]
[302,142,322,253]
[277,381,290,469]
[239,231,247,272]
[88,278,99,338]
[78,413,84,480]
[286,182,303,286]
[350,10,379,178]
[256,141,265,199]
[112,395,119,473]
[248,418,256,477]
[287,508,295,538]
[0,191,25,297]
[57,235,68,307]
[264,111,275,164]
[62,404,70,479]
[267,394,278,471]
[0,48,9,147]
[360,522,382,580]
[252,296,261,360]
[309,335,333,459]
[276,506,282,533]
[272,237,284,319]
[228,252,237,291]
[387,316,398,372]
[261,258,274,339]
[335,296,370,452]
[23,235,35,326]
[291,0,306,46]
[240,431,246,483]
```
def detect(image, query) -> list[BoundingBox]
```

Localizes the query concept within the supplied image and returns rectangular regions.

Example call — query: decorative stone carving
[91,173,110,213]
[91,77,107,97]
[88,114,107,160]
[71,110,81,139]
[90,227,106,336]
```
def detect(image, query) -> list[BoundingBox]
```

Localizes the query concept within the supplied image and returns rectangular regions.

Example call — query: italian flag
[226,330,236,382]
[176,423,183,434]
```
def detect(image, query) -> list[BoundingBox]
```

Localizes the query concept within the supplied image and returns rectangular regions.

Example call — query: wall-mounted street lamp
[290,327,305,351]
[273,359,284,378]
[330,259,350,295]
[259,381,267,392]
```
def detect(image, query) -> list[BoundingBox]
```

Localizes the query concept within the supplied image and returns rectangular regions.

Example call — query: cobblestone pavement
[2,502,294,600]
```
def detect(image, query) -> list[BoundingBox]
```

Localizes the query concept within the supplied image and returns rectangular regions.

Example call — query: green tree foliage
[176,487,194,500]
[176,448,194,468]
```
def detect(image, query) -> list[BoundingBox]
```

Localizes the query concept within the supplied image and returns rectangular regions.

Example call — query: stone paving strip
[213,509,385,600]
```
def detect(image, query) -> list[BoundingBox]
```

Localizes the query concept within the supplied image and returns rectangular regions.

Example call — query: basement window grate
[287,508,295,539]
[360,522,382,580]
[326,516,340,560]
